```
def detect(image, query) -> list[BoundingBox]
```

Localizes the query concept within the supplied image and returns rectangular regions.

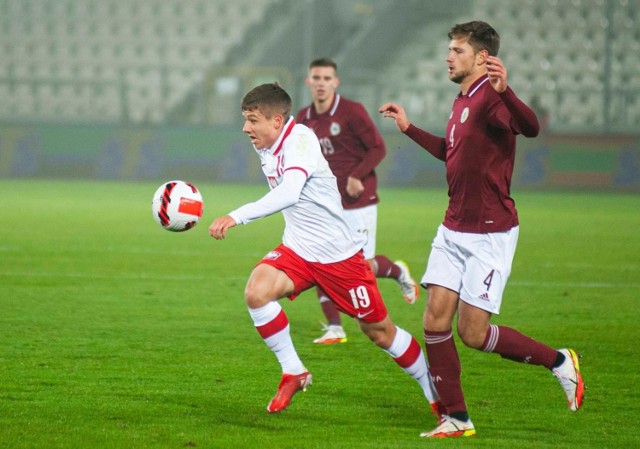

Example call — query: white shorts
[422,224,519,314]
[343,204,377,260]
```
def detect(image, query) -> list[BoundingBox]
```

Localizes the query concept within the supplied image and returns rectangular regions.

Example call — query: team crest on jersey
[263,250,282,261]
[330,122,341,136]
[460,107,470,123]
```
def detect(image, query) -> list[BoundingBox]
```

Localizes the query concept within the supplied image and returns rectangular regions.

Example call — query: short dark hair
[448,21,500,56]
[309,57,338,72]
[241,82,291,118]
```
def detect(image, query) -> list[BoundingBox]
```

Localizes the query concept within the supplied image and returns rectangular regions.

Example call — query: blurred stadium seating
[373,0,640,133]
[0,0,274,124]
[0,0,638,133]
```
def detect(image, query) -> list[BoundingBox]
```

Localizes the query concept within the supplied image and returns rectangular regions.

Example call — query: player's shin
[481,324,558,368]
[385,326,439,404]
[424,328,468,417]
[249,302,306,374]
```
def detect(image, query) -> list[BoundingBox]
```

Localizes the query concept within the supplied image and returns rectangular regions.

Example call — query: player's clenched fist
[209,215,237,240]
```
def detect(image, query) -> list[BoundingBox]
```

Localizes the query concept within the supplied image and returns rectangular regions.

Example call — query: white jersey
[229,117,364,263]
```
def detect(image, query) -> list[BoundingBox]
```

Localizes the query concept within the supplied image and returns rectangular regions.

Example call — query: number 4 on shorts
[483,269,495,291]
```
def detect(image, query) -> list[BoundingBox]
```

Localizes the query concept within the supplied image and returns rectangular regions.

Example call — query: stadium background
[1,0,638,191]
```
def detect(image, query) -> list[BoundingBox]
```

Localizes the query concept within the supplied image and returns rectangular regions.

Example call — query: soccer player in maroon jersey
[380,21,585,438]
[296,57,419,345]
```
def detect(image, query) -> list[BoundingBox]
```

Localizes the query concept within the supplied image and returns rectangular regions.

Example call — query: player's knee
[359,321,393,349]
[244,283,270,308]
[424,310,451,332]
[372,330,394,348]
[457,326,485,349]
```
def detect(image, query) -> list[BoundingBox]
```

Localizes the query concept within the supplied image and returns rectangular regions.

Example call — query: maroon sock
[317,288,341,326]
[372,255,401,279]
[424,329,467,415]
[481,324,558,369]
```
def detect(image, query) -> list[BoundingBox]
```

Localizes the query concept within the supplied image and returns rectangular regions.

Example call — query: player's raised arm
[486,56,507,93]
[378,102,411,133]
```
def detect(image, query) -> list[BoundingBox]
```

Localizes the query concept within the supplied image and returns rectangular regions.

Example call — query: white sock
[385,326,439,403]
[248,302,305,375]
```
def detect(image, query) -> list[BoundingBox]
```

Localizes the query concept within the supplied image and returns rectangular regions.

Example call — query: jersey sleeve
[404,124,447,161]
[489,87,540,137]
[229,127,316,225]
[229,169,307,225]
[348,102,386,179]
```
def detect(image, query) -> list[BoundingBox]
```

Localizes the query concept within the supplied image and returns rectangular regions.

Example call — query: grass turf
[1,179,639,448]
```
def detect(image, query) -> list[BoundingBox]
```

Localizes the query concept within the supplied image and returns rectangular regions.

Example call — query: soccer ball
[151,180,204,232]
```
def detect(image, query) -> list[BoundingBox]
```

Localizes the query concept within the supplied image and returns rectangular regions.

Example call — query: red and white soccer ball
[151,180,204,232]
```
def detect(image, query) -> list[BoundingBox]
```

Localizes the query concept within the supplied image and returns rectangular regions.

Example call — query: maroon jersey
[296,94,386,209]
[405,75,539,233]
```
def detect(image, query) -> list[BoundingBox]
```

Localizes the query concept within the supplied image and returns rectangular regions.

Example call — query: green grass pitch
[1,179,639,448]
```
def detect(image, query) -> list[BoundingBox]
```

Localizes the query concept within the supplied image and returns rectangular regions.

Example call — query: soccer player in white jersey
[209,83,444,422]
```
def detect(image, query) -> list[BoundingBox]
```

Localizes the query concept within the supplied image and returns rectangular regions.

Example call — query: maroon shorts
[258,244,388,323]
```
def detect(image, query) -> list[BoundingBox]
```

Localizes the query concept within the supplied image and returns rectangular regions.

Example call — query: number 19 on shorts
[349,286,371,309]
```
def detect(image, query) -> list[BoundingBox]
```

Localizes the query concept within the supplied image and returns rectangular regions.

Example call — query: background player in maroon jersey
[380,21,584,438]
[296,57,419,344]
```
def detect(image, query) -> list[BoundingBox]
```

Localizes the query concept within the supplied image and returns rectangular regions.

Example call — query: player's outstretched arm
[378,102,410,133]
[209,215,237,240]
[380,102,447,161]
